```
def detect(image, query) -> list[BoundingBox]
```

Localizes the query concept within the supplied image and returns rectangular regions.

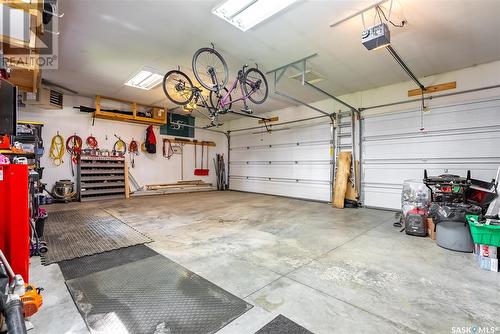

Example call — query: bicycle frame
[218,69,259,110]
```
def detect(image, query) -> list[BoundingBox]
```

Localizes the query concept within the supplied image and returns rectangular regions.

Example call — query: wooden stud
[332,151,352,208]
[408,82,456,97]
[132,102,137,117]
[95,95,101,113]
[258,116,279,124]
[124,159,130,199]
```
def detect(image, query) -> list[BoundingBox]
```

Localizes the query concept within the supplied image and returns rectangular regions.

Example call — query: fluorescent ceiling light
[212,0,298,32]
[125,67,163,90]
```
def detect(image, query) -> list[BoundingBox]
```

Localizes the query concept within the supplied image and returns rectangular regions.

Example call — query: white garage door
[362,97,500,210]
[229,122,333,201]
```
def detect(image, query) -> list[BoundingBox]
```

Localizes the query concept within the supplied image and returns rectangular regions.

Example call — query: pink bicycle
[193,45,270,113]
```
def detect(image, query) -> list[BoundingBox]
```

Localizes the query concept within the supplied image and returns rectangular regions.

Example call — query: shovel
[194,141,209,176]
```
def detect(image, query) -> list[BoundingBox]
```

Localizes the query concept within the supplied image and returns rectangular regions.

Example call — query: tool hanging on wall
[85,134,99,155]
[66,134,82,176]
[113,134,127,156]
[49,132,65,166]
[206,144,210,173]
[194,141,209,176]
[163,139,174,159]
[214,153,226,190]
[86,135,98,148]
[173,143,184,180]
[193,140,198,175]
[180,144,184,180]
[129,139,139,168]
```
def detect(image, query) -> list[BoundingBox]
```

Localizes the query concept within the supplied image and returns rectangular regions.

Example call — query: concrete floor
[29,191,499,334]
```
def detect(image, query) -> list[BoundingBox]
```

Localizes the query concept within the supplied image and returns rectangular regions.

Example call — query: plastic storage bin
[467,214,500,247]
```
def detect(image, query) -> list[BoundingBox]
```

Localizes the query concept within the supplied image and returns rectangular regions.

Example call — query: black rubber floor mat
[59,245,158,280]
[66,255,252,334]
[255,315,313,334]
[41,208,151,265]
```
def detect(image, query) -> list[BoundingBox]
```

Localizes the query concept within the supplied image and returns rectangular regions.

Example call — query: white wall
[18,95,228,190]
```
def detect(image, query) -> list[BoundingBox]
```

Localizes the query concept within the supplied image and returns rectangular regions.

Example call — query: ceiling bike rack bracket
[266,54,359,118]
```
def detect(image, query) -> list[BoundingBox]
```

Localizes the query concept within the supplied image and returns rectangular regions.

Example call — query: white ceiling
[45,0,500,118]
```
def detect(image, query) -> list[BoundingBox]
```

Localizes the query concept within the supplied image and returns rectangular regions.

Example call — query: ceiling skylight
[212,0,298,32]
[124,67,163,90]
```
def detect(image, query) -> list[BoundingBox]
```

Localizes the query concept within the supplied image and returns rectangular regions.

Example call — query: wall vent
[23,86,63,109]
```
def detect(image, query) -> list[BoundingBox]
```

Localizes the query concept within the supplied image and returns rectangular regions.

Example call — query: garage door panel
[364,99,500,137]
[229,178,330,202]
[230,123,332,202]
[362,97,500,209]
[230,125,331,147]
[363,186,401,210]
[364,161,500,186]
[230,164,330,180]
[231,144,330,161]
[364,131,500,160]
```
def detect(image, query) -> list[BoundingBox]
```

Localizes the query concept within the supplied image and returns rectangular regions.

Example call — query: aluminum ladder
[333,110,356,193]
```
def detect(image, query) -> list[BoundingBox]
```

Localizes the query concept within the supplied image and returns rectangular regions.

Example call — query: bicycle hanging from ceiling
[163,43,269,126]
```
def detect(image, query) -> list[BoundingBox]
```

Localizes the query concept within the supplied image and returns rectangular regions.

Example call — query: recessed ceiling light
[212,0,298,32]
[124,67,163,90]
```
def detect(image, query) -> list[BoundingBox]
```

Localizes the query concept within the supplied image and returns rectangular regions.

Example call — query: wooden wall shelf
[1,0,44,93]
[94,96,167,126]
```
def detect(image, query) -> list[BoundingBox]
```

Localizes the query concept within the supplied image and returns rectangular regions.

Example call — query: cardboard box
[479,245,498,259]
[478,256,499,272]
[427,218,436,240]
[153,108,166,120]
[474,243,481,261]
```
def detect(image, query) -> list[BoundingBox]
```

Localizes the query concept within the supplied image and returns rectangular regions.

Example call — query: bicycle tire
[192,47,228,92]
[209,87,232,113]
[243,67,268,104]
[163,70,194,105]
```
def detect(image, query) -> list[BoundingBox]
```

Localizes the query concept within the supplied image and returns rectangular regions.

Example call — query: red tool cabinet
[0,164,30,281]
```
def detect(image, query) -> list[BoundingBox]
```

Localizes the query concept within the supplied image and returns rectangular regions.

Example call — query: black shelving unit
[13,122,44,220]
[77,155,127,201]
[14,121,44,178]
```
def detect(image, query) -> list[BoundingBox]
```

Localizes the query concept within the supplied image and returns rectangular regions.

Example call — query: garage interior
[1,0,500,333]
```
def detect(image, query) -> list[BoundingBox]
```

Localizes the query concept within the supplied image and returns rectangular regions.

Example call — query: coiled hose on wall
[49,133,65,166]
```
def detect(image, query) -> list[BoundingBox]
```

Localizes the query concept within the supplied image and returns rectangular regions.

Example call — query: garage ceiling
[45,0,500,116]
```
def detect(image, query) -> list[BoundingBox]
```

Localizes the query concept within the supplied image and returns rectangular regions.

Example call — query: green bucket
[467,214,500,247]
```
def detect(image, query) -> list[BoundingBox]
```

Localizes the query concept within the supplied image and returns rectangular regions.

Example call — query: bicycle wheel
[163,70,194,105]
[243,67,268,104]
[192,47,228,92]
[209,87,232,113]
